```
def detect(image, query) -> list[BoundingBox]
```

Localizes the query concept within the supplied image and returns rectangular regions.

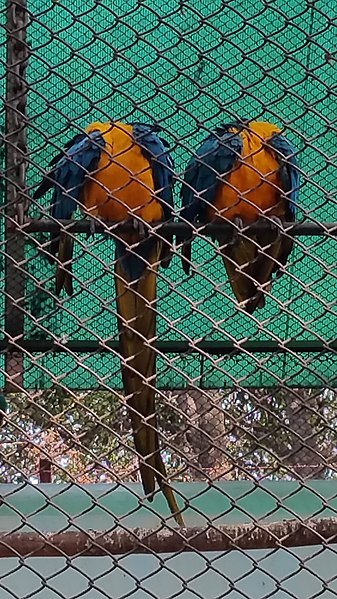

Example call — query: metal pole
[4,0,29,391]
[14,219,337,236]
[39,458,52,483]
[0,517,335,557]
[0,339,335,354]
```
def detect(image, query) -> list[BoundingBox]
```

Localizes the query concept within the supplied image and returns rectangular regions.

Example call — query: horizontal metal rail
[0,517,335,557]
[9,218,337,237]
[0,340,336,353]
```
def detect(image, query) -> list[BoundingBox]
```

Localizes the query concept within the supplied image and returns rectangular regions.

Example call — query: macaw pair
[34,119,300,525]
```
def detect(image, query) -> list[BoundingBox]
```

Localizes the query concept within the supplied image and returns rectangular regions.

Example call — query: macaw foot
[86,218,98,241]
[86,218,111,241]
[130,216,148,239]
[89,219,97,236]
[228,216,244,246]
[266,215,283,240]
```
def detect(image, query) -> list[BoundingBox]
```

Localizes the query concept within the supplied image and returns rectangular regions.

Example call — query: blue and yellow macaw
[180,120,300,313]
[34,121,183,525]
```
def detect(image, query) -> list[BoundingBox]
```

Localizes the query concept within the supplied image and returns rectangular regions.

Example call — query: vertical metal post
[4,0,29,391]
[39,458,52,483]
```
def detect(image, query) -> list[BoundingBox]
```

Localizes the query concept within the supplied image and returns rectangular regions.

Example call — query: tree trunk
[174,390,232,479]
[282,389,327,479]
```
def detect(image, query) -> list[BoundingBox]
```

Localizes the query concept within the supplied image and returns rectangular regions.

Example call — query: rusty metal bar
[14,219,337,236]
[0,517,335,557]
[0,339,335,354]
[4,0,29,391]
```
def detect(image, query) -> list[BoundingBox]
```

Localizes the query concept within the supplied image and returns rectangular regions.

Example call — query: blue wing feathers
[132,123,174,220]
[268,134,300,218]
[181,130,242,223]
[51,131,105,220]
[48,133,85,167]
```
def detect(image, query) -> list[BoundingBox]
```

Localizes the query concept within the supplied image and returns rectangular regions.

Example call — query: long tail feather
[54,233,74,297]
[220,228,285,314]
[160,234,174,269]
[181,237,193,275]
[115,245,183,526]
[220,237,257,305]
[243,229,284,314]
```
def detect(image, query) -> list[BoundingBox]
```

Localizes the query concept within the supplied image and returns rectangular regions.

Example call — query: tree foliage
[1,386,336,484]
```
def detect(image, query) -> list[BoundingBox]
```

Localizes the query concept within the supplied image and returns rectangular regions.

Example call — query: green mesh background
[4,0,337,389]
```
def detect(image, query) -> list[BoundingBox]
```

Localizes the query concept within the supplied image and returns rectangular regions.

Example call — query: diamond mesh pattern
[1,0,337,596]
[10,0,335,389]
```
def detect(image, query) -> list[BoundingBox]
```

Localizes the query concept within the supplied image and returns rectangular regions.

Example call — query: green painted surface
[0,482,337,598]
[0,480,336,530]
[2,0,337,388]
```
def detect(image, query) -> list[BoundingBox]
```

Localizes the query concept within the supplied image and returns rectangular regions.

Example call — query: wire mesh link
[1,0,337,597]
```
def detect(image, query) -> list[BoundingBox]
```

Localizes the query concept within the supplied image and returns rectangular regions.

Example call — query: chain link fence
[1,0,337,597]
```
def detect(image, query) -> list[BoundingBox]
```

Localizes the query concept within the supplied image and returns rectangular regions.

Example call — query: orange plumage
[181,120,300,312]
[209,122,286,223]
[83,122,163,223]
